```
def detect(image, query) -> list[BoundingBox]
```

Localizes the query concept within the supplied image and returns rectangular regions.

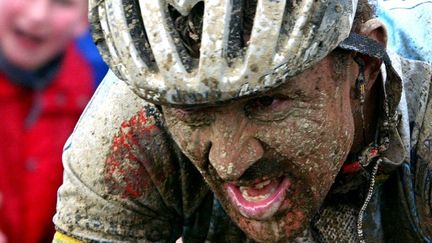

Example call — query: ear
[357,18,388,90]
[348,19,388,153]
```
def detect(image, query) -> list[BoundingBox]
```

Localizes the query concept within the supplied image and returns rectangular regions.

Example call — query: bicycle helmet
[89,0,358,106]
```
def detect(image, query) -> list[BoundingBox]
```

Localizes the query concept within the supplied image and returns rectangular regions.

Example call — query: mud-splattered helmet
[89,0,358,106]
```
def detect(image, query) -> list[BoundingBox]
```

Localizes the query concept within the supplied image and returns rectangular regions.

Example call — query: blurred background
[0,0,106,242]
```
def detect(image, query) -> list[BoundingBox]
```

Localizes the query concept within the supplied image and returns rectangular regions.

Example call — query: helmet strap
[339,32,403,165]
[353,55,367,146]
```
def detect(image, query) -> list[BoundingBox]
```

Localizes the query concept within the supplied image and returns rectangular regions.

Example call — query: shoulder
[55,72,183,241]
[63,70,174,200]
[391,53,432,240]
[61,43,94,79]
[390,52,432,126]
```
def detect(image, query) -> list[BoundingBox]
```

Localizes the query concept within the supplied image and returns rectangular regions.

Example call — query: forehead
[163,54,343,111]
[245,55,341,99]
[277,55,337,89]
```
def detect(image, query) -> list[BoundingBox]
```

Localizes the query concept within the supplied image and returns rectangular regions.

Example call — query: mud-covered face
[163,55,356,242]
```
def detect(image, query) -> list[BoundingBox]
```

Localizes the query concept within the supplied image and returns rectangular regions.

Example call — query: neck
[0,49,63,90]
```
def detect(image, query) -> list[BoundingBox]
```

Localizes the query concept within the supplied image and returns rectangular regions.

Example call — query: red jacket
[0,43,94,243]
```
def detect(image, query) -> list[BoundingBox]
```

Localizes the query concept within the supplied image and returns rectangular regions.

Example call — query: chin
[205,172,322,242]
[239,211,310,242]
[221,195,314,242]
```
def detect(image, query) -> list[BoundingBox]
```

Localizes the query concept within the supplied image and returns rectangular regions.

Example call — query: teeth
[239,186,276,202]
[254,179,271,189]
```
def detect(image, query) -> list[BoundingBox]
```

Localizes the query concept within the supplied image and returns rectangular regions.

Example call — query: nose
[208,113,264,181]
[25,0,50,24]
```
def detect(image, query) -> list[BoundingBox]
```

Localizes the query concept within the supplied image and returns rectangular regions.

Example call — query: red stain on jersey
[105,109,159,199]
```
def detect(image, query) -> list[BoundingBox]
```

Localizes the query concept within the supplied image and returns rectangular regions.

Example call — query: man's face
[163,55,357,242]
[0,0,87,70]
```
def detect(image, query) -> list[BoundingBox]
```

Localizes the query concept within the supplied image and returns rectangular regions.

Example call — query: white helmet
[90,0,358,106]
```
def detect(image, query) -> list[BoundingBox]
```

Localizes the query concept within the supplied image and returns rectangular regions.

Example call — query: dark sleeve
[53,71,182,242]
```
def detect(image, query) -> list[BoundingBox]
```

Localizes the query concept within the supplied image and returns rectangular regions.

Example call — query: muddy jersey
[53,54,432,242]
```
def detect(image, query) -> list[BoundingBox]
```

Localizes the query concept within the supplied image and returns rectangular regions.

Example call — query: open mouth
[13,27,44,49]
[226,176,291,220]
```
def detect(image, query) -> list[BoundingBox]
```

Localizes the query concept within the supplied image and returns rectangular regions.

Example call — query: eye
[256,96,275,106]
[169,107,214,127]
[244,95,293,122]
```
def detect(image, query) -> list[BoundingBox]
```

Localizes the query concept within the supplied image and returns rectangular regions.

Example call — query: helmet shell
[90,0,358,106]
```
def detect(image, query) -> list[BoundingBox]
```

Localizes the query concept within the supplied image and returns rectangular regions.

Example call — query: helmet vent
[123,0,158,71]
[90,0,358,106]
[169,2,203,72]
[224,0,251,65]
[269,0,327,76]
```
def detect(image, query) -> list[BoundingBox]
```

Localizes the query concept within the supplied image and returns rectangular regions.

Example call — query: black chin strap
[338,32,402,117]
[338,32,404,164]
[339,32,391,63]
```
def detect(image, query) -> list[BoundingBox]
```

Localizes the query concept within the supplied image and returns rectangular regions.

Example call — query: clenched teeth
[239,186,276,202]
[254,179,271,189]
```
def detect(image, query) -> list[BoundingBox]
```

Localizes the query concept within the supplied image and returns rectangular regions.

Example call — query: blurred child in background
[0,0,94,242]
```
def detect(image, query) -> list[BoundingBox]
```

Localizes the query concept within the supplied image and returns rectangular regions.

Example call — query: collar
[338,33,406,176]
[0,49,63,90]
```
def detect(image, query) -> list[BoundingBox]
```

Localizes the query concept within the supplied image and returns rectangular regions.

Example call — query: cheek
[0,1,21,12]
[0,4,16,30]
[49,8,84,36]
[164,117,210,166]
[257,99,354,181]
